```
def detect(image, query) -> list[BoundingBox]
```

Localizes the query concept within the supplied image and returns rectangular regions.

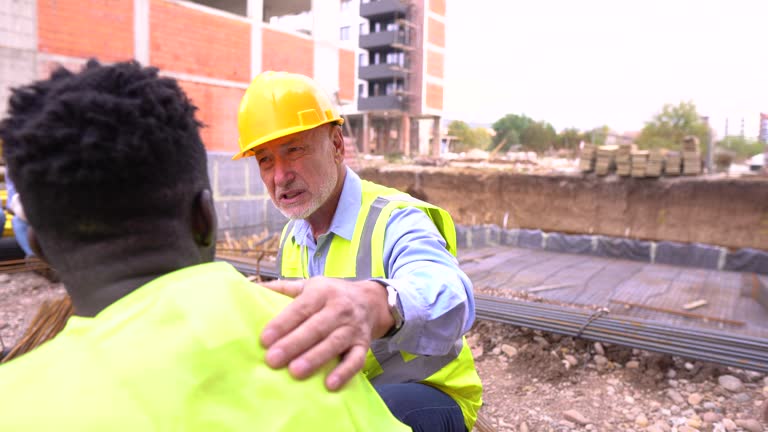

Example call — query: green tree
[520,121,557,152]
[447,120,491,152]
[717,135,764,160]
[587,125,611,146]
[636,101,709,150]
[490,114,532,152]
[556,128,585,151]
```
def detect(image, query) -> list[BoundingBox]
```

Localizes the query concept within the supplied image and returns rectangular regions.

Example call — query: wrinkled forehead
[253,124,331,155]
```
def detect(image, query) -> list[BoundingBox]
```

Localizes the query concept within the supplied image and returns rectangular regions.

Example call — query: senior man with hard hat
[235,71,482,432]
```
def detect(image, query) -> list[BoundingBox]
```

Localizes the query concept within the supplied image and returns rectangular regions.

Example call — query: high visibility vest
[278,180,483,431]
[0,262,410,432]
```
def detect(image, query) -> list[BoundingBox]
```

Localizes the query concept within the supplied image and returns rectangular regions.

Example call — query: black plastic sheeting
[725,248,768,274]
[456,225,768,275]
[655,242,721,269]
[594,236,651,262]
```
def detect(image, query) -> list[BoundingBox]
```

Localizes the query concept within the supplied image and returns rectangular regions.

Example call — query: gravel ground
[468,321,768,432]
[0,270,65,355]
[1,271,766,432]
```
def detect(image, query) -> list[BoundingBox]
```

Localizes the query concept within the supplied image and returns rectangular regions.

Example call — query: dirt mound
[359,165,768,250]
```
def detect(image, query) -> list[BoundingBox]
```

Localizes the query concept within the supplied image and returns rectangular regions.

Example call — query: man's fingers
[326,345,368,391]
[266,309,339,369]
[285,325,355,379]
[261,288,322,348]
[260,279,305,298]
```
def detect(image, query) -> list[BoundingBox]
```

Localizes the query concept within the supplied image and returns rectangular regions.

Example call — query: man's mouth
[279,190,304,203]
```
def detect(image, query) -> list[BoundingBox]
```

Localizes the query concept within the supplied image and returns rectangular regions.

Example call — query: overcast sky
[443,0,768,138]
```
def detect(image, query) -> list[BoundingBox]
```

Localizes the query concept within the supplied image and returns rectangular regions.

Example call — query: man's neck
[305,167,347,240]
[60,247,207,317]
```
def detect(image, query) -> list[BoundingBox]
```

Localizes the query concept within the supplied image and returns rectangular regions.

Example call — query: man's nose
[273,156,294,185]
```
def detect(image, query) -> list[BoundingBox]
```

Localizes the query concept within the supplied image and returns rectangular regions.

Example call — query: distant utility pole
[724,118,729,148]
[701,116,712,173]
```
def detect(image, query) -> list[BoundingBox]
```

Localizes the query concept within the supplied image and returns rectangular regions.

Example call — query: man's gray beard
[280,169,338,221]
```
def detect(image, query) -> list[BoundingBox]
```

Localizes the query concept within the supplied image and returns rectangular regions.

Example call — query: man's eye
[258,156,272,166]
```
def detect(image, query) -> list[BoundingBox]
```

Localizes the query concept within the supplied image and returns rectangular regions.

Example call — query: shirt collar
[292,166,361,246]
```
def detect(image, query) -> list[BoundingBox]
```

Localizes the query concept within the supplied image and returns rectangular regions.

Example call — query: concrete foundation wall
[358,166,768,251]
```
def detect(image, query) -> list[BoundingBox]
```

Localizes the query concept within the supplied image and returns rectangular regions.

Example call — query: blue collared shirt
[290,167,475,356]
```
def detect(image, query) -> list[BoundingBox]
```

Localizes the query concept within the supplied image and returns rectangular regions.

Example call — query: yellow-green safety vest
[0,262,410,431]
[278,180,483,431]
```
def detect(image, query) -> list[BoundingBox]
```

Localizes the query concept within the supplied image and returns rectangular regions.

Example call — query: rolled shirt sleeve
[374,206,475,356]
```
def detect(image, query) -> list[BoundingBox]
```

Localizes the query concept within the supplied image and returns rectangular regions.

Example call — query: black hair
[0,60,210,247]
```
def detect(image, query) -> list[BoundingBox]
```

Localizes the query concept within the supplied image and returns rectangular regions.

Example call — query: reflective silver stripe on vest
[276,219,297,279]
[368,338,463,385]
[355,194,436,279]
[357,195,463,384]
[355,197,390,279]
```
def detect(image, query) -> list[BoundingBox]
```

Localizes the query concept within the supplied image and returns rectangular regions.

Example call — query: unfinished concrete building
[344,0,446,157]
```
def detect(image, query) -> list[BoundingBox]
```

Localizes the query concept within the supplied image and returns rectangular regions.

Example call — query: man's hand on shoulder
[259,277,394,391]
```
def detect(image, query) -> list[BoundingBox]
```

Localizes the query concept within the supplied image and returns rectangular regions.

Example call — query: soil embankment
[358,166,768,251]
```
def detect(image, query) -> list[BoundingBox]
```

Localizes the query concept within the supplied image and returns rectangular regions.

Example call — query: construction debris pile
[580,136,703,178]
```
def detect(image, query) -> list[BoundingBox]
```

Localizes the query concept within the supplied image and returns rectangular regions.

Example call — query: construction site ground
[2,262,767,432]
[1,161,766,431]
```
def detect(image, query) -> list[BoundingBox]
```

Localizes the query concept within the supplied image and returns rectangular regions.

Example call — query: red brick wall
[262,28,314,76]
[150,0,250,82]
[179,81,244,153]
[426,49,443,79]
[427,17,445,47]
[426,83,443,110]
[429,0,446,16]
[38,0,133,61]
[338,48,355,101]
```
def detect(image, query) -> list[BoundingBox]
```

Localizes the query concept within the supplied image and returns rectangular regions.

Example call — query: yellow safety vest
[0,262,409,432]
[278,180,483,431]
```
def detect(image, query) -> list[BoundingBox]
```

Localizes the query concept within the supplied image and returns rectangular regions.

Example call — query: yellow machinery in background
[0,159,14,238]
[0,188,13,238]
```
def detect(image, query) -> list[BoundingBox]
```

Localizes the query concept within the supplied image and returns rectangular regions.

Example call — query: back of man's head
[0,60,210,260]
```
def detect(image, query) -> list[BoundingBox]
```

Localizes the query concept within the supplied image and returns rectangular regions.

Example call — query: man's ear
[192,189,216,248]
[27,227,48,263]
[331,125,345,162]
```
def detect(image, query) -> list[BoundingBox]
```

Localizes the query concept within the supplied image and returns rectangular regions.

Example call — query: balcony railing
[359,63,408,80]
[358,94,405,111]
[359,30,409,49]
[360,0,408,18]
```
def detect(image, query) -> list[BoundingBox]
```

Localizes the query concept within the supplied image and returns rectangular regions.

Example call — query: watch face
[386,286,404,329]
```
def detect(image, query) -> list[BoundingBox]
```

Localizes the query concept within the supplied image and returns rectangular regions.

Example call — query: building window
[373,52,381,65]
[359,21,368,36]
[385,81,404,96]
[359,52,368,67]
[358,83,366,98]
[386,22,398,32]
[340,0,352,11]
[340,26,350,41]
[373,22,381,32]
[386,52,404,66]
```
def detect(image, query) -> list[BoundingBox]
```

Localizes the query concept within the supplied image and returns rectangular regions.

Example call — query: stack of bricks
[666,151,682,176]
[615,143,633,177]
[595,145,618,176]
[579,143,596,172]
[682,136,702,175]
[631,150,649,178]
[646,149,664,177]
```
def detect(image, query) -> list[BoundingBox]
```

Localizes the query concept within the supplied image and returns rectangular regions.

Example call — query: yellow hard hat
[233,71,344,160]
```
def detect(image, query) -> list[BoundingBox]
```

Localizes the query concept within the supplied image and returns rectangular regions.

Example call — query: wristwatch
[385,284,404,336]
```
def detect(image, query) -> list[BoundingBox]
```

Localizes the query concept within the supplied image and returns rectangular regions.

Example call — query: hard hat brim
[232,118,344,160]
